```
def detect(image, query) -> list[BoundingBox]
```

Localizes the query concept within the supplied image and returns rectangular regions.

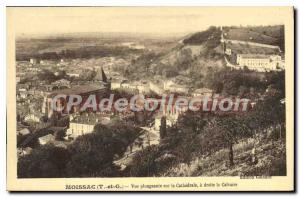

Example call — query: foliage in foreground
[18,123,140,178]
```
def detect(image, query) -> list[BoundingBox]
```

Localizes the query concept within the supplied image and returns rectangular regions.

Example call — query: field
[226,42,281,55]
[223,25,284,50]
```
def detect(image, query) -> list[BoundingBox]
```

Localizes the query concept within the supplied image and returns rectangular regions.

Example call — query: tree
[128,145,159,177]
[17,133,39,148]
[18,145,69,178]
[66,123,141,177]
[54,129,66,141]
[163,112,208,164]
[159,116,167,139]
[178,111,207,135]
[79,69,96,81]
[174,48,193,71]
[248,93,285,140]
[18,121,141,178]
[66,131,119,177]
[211,116,253,166]
[37,69,57,83]
[55,70,67,79]
[265,71,285,97]
[56,115,70,127]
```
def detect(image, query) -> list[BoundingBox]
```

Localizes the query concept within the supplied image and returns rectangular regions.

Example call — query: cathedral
[43,67,111,118]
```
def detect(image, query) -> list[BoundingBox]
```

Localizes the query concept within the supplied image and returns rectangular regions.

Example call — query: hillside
[162,138,286,177]
[223,25,284,51]
[143,26,225,88]
[124,25,283,90]
[122,26,286,178]
[126,92,286,177]
[183,26,222,46]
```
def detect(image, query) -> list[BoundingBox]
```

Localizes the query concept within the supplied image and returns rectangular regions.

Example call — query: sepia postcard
[7,7,294,191]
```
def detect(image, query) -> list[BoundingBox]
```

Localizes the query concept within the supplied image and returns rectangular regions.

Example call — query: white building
[67,114,98,139]
[66,113,111,139]
[67,73,80,77]
[236,54,284,72]
[166,84,188,94]
[163,80,189,94]
[51,79,70,87]
[225,48,232,55]
[192,88,214,98]
[24,113,43,123]
[17,128,31,136]
[38,134,55,145]
[29,58,38,65]
[111,80,122,90]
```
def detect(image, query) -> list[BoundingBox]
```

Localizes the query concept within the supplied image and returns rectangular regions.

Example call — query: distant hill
[15,33,180,61]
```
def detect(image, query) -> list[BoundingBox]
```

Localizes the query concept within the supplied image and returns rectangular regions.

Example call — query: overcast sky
[7,7,289,36]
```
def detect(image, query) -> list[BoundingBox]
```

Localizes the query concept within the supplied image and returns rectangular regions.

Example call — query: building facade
[236,54,284,72]
[66,113,111,139]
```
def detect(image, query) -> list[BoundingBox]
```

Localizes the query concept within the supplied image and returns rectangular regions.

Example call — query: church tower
[98,67,111,90]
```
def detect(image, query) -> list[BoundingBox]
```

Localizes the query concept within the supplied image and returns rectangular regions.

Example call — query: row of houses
[111,79,192,95]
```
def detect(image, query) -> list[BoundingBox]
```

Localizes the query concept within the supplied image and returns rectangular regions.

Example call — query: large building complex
[236,54,284,72]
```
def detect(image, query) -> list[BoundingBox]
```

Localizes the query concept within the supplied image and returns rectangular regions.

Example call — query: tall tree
[212,116,253,166]
[159,116,167,139]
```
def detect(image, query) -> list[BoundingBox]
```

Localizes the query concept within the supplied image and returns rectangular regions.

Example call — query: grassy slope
[223,25,284,50]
